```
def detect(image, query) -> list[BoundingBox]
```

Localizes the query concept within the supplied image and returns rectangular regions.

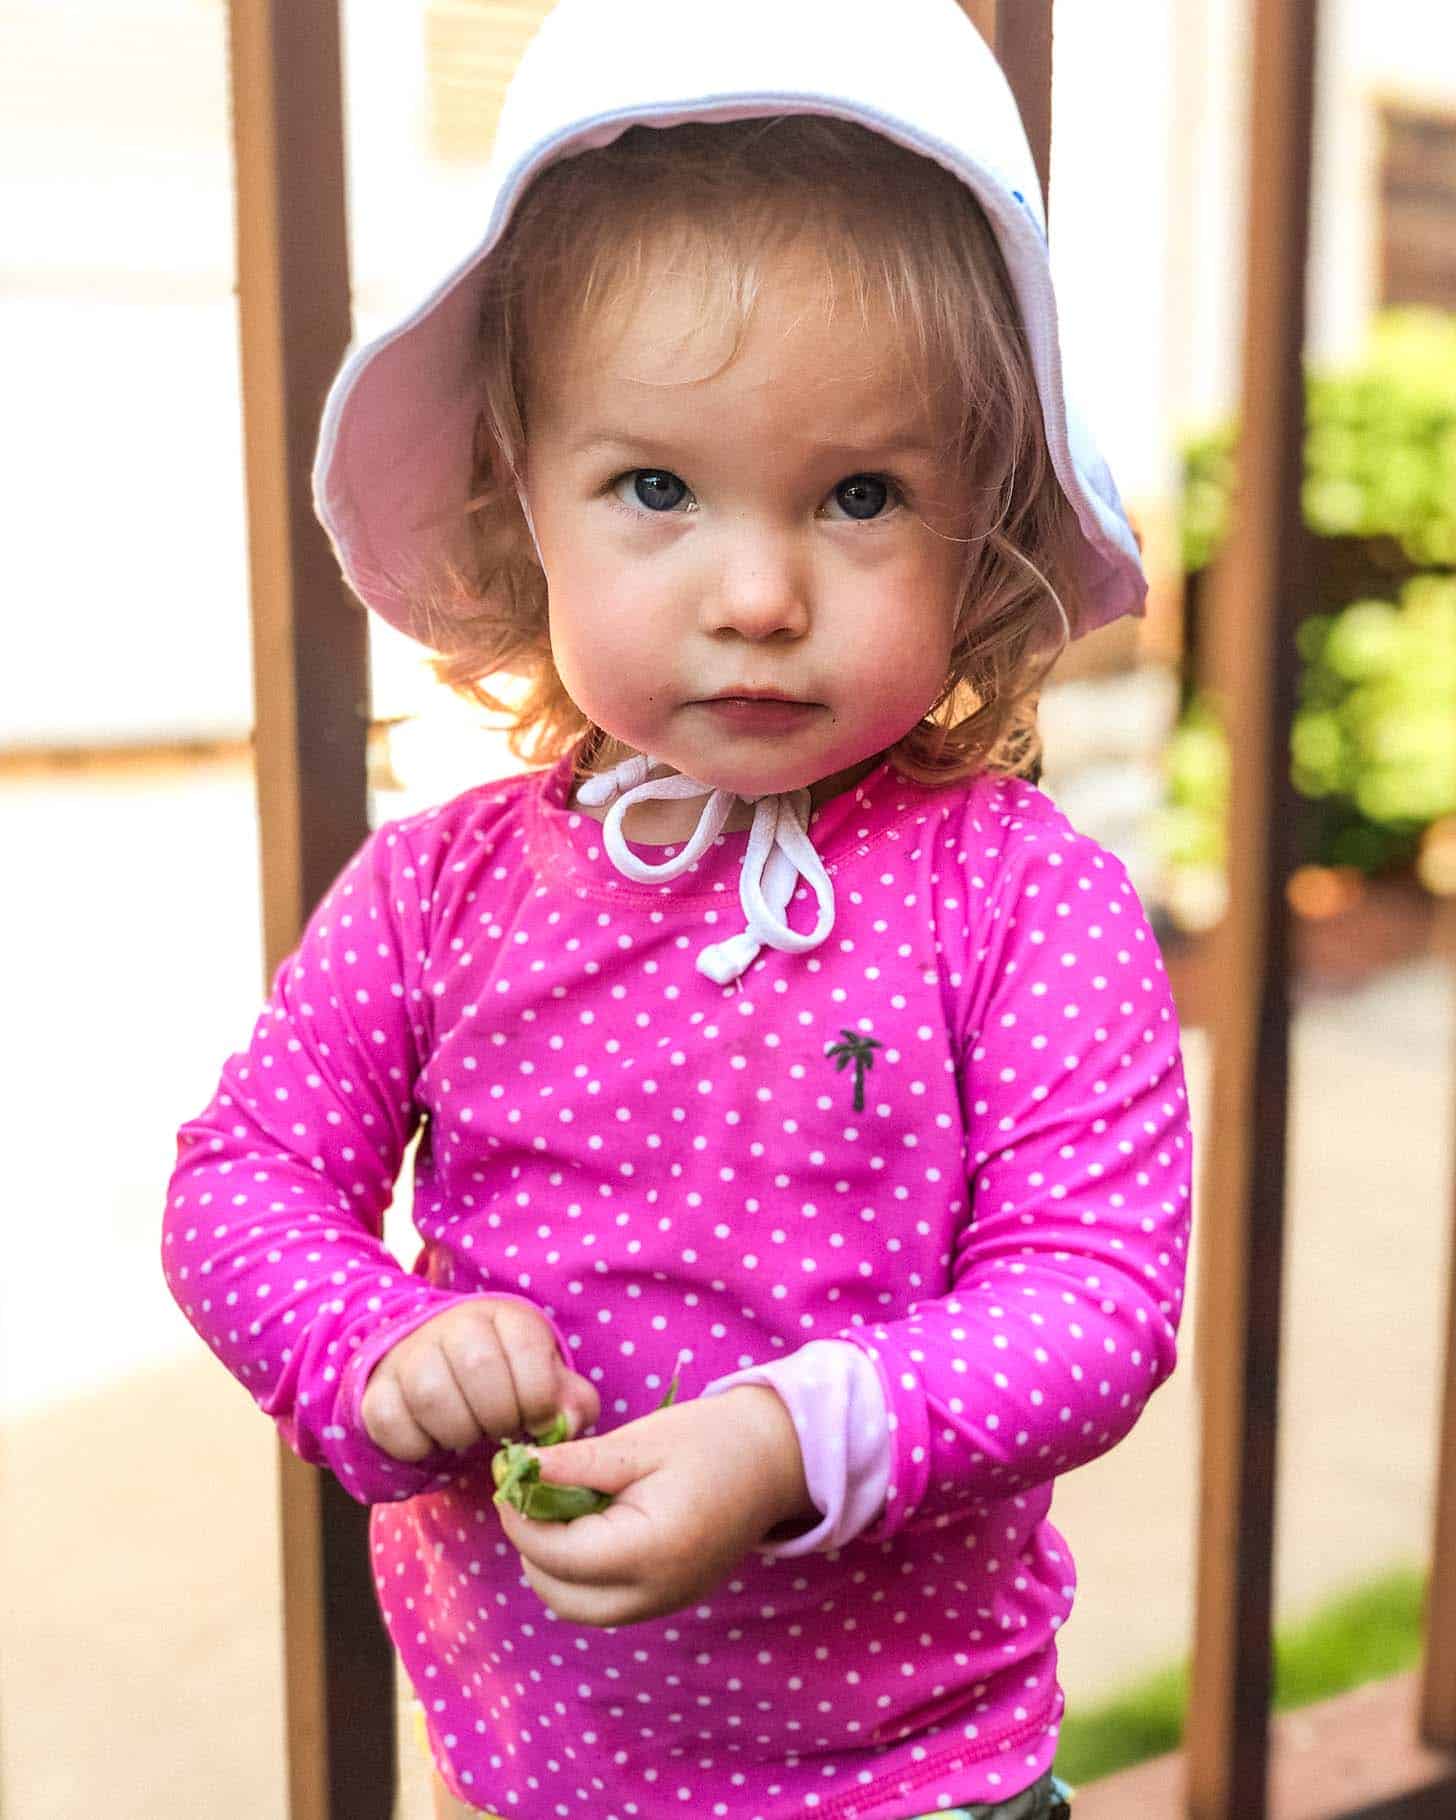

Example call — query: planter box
[1293,875,1452,994]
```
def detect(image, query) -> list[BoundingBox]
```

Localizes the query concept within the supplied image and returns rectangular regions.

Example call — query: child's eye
[824,475,897,522]
[606,469,900,521]
[611,469,693,513]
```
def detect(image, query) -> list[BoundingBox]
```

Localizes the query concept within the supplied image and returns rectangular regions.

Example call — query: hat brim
[314,77,1146,645]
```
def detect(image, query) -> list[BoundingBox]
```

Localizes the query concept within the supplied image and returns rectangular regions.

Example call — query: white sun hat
[312,0,1147,647]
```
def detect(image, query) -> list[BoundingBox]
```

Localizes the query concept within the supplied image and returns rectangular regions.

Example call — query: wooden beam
[992,2,1053,216]
[227,0,373,970]
[960,1,997,51]
[226,3,387,1817]
[1423,894,1456,1741]
[956,2,1053,217]
[1184,1,1320,1815]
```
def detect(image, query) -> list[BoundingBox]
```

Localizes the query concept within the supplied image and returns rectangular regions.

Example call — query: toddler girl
[163,3,1192,1816]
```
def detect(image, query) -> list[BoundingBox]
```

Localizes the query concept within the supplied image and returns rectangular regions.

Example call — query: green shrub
[1181,308,1456,575]
[1163,309,1456,907]
[1293,575,1456,872]
[1160,574,1456,895]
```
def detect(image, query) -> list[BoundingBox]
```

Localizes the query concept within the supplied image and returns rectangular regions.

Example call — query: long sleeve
[701,1341,892,1555]
[826,824,1193,1544]
[160,816,572,1504]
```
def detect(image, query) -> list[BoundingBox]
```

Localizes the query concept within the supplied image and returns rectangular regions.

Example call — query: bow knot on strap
[575,756,836,984]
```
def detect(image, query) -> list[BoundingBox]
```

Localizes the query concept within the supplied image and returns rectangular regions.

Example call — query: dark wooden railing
[228,6,389,1816]
[227,2,1456,1814]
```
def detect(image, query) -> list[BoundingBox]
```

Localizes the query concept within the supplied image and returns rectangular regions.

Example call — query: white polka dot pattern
[162,751,1193,1818]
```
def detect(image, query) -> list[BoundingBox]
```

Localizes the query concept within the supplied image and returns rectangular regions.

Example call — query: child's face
[521,243,971,806]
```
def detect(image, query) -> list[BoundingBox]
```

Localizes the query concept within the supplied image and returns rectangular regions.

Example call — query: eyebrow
[566,430,940,461]
[566,433,645,457]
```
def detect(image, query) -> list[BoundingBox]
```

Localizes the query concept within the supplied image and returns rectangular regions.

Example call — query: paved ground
[2,753,1452,1818]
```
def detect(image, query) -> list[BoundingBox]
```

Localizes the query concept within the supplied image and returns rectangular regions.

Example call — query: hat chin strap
[574,755,836,985]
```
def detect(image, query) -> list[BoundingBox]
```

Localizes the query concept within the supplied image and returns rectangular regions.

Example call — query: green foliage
[1155,693,1229,871]
[490,1371,680,1521]
[1180,308,1456,574]
[1180,428,1237,576]
[1054,1661,1186,1784]
[1271,1564,1426,1708]
[1053,1565,1427,1787]
[1159,576,1455,890]
[1292,576,1456,848]
[1168,310,1456,894]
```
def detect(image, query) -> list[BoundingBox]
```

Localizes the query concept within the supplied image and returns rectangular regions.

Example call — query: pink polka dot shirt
[163,749,1193,1817]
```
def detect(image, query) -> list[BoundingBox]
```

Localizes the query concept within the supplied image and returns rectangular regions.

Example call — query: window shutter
[1379,101,1456,308]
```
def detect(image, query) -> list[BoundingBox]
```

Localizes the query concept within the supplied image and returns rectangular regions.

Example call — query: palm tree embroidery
[825,1030,883,1112]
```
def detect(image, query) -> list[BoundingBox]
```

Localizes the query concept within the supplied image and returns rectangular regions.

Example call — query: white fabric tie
[574,755,836,984]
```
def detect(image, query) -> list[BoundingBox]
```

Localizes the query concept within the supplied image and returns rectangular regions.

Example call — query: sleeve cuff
[701,1340,891,1556]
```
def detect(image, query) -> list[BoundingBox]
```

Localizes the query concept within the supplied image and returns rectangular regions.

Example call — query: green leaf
[491,1367,683,1524]
[490,1441,611,1521]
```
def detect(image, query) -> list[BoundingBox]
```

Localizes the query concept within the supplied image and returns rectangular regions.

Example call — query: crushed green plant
[491,1369,680,1521]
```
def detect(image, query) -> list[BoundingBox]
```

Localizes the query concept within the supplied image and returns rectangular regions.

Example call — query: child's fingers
[559,1371,602,1437]
[427,1330,521,1448]
[498,1491,633,1589]
[485,1300,600,1437]
[512,1546,639,1629]
[400,1343,494,1453]
[361,1296,597,1463]
[529,1430,634,1493]
[360,1368,440,1463]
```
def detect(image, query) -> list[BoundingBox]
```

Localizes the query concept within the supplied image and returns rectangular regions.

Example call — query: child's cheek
[547,589,667,734]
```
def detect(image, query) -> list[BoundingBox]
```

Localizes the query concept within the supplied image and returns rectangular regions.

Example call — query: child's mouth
[698,698,820,732]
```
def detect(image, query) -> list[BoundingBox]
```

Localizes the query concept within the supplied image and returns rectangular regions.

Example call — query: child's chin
[710,765,821,801]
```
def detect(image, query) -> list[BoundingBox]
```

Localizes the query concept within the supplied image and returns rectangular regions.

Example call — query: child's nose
[704,529,810,641]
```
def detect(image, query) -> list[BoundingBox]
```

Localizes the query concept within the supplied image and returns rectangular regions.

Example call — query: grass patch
[1052,1564,1427,1787]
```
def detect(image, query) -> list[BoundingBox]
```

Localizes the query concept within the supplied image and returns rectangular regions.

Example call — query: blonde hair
[420,115,1088,787]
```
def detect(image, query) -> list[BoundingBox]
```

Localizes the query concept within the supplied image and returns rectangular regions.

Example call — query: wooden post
[958,2,1053,217]
[990,3,1053,216]
[1184,2,1320,1815]
[1423,976,1456,1743]
[960,0,997,49]
[226,3,390,1816]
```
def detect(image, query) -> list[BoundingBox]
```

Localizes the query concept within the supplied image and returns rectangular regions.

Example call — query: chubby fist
[360,1296,600,1463]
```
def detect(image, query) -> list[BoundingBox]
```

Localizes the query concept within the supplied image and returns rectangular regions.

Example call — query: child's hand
[360,1296,600,1463]
[495,1386,814,1626]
